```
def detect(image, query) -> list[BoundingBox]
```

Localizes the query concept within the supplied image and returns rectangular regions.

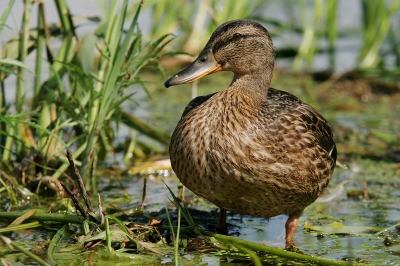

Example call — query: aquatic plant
[0,0,174,186]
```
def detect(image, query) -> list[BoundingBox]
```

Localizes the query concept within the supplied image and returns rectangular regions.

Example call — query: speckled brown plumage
[165,20,336,247]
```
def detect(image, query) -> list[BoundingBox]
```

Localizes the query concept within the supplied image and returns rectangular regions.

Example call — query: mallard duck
[165,19,336,247]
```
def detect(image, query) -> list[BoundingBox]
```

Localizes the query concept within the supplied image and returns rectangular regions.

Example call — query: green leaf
[0,0,15,34]
[0,58,35,73]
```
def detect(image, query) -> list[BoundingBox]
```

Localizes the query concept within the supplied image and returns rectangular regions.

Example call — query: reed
[358,0,400,69]
[293,0,328,72]
[0,0,174,182]
[78,1,177,178]
[325,0,338,70]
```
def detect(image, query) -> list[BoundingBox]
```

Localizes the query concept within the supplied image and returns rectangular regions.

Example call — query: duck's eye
[233,33,242,40]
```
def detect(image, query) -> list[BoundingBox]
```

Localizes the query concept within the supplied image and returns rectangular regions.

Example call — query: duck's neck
[230,70,272,100]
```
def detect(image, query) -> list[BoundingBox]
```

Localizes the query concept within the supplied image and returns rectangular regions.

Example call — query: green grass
[0,0,174,183]
[358,0,400,69]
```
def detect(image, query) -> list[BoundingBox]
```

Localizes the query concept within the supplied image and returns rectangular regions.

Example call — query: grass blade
[1,235,52,266]
[46,224,68,265]
[0,0,15,34]
[163,182,200,234]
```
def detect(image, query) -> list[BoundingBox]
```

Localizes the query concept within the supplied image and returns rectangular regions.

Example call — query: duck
[165,19,336,247]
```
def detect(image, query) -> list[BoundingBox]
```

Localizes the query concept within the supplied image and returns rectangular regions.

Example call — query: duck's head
[165,19,275,88]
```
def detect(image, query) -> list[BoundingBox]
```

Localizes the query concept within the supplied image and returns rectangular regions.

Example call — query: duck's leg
[216,208,227,234]
[285,212,301,247]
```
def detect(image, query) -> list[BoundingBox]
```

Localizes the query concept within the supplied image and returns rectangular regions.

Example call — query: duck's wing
[267,88,337,163]
[296,104,337,163]
[181,92,218,118]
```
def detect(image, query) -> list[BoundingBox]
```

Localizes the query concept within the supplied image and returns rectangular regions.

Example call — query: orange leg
[285,213,300,247]
[216,208,228,234]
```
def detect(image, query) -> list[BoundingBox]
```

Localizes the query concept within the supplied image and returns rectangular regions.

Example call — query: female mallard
[165,19,336,247]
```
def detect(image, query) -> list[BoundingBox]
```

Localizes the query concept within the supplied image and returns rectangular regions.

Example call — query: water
[94,160,400,265]
[124,158,400,264]
[2,156,400,264]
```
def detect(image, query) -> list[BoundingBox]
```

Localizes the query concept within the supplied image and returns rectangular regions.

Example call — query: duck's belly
[169,124,329,218]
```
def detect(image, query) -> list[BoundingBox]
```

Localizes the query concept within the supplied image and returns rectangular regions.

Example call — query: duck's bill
[164,48,222,88]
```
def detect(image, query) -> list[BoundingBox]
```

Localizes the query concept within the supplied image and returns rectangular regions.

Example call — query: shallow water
[75,165,395,265]
[2,154,400,264]
[90,156,400,265]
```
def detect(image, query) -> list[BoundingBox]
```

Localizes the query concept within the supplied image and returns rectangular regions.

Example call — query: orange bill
[165,48,222,88]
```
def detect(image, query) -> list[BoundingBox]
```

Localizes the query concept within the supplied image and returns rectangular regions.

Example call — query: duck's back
[169,88,336,218]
